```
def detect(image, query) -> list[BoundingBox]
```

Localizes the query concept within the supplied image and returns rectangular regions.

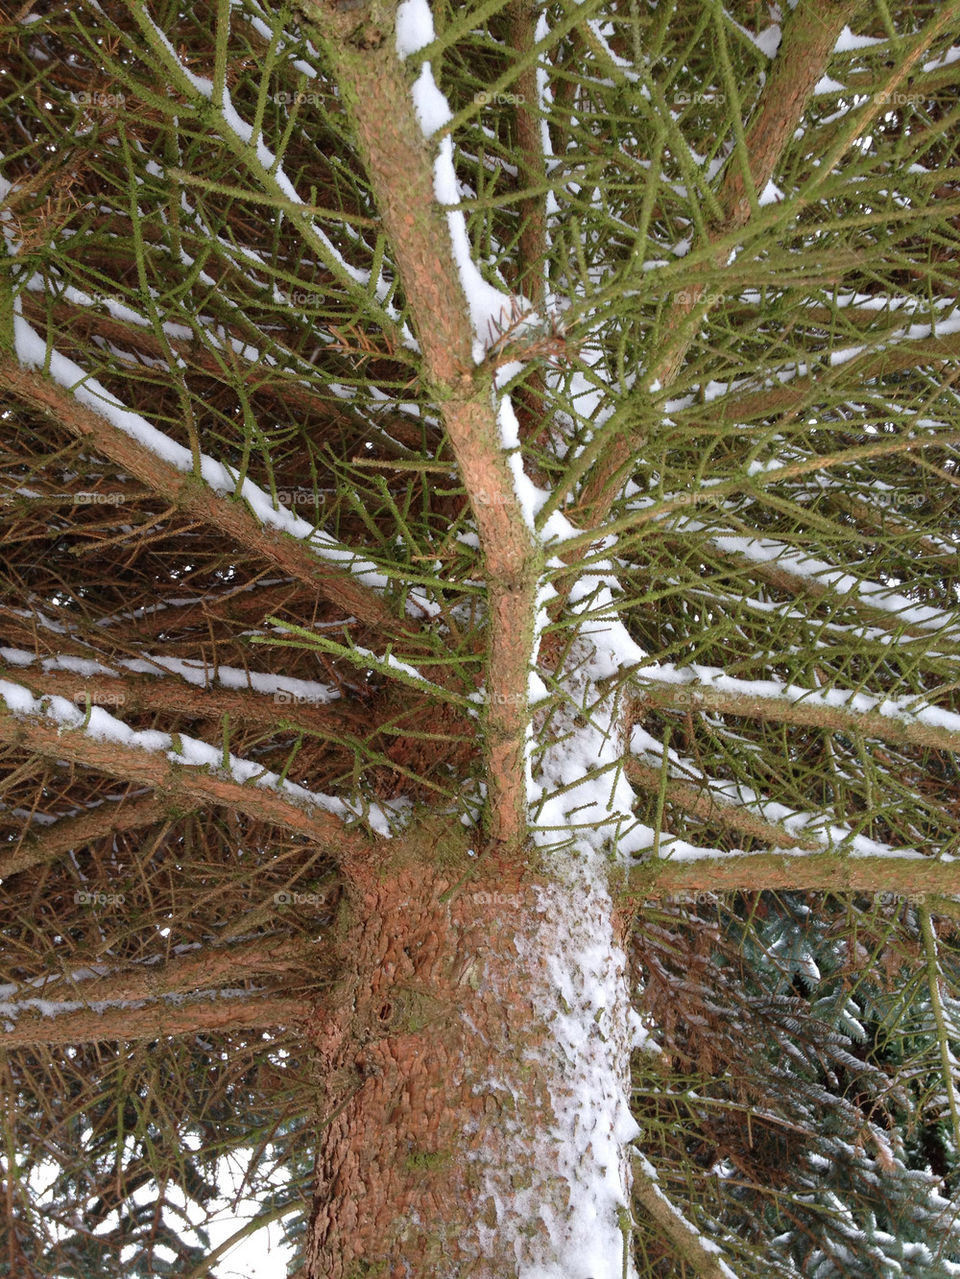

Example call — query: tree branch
[312,13,541,844]
[0,359,404,631]
[17,291,437,458]
[631,1154,740,1279]
[6,665,364,744]
[708,331,960,426]
[92,578,311,642]
[0,794,165,881]
[577,0,859,526]
[627,851,959,899]
[631,669,960,755]
[679,537,960,642]
[5,934,314,1009]
[507,0,547,315]
[0,681,359,850]
[625,759,823,852]
[0,991,309,1048]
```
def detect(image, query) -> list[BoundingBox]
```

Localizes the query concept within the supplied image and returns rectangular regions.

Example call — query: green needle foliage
[1,0,960,1275]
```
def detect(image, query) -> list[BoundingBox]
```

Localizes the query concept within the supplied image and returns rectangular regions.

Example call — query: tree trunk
[306,836,638,1279]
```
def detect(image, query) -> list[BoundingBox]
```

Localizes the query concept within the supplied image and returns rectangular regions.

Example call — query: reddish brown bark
[308,854,537,1276]
[304,841,632,1278]
[311,20,542,847]
[0,359,405,631]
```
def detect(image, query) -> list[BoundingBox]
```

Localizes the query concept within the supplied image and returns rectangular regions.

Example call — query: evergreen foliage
[1,0,960,1274]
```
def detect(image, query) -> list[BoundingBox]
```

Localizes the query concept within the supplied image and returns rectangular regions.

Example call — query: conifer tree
[2,1,960,1275]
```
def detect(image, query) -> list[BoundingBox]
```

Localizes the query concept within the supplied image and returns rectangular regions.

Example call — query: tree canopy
[2,0,960,1275]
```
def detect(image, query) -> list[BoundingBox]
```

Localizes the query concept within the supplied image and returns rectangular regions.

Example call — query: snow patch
[395,0,435,58]
[0,679,391,834]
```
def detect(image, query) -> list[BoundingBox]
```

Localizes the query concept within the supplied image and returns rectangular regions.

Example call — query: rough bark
[305,834,636,1279]
[629,851,960,899]
[309,9,542,846]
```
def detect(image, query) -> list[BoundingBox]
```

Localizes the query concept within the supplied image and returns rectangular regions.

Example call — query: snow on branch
[0,353,408,627]
[0,678,381,845]
[698,527,960,640]
[0,989,308,1048]
[631,663,960,754]
[631,1153,741,1279]
[0,934,308,1021]
[128,0,407,339]
[1,652,363,743]
[625,758,824,854]
[629,851,960,901]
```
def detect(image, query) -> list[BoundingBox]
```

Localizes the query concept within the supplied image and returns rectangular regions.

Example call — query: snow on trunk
[304,843,639,1279]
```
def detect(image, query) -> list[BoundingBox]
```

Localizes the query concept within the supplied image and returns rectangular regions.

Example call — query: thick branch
[632,1156,740,1279]
[0,991,309,1048]
[314,14,541,844]
[577,0,858,526]
[0,685,357,850]
[508,1,547,314]
[631,672,960,755]
[7,934,313,1008]
[717,0,857,227]
[8,666,363,742]
[506,1,549,450]
[0,359,402,631]
[625,759,822,852]
[0,794,165,881]
[628,852,960,899]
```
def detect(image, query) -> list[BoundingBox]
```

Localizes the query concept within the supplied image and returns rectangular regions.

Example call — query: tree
[2,0,960,1274]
